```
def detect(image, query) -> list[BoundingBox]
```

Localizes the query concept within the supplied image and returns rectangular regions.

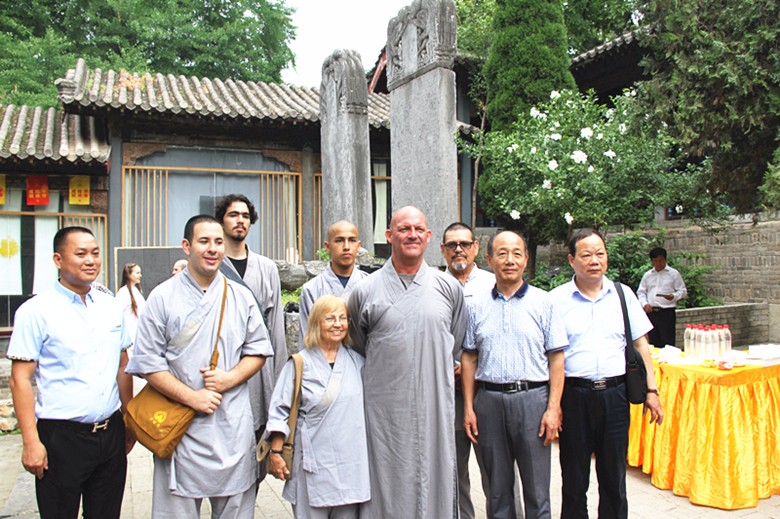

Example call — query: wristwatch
[647,388,659,395]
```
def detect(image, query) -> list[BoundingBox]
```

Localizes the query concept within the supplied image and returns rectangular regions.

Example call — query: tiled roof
[570,30,641,70]
[0,104,110,164]
[56,59,391,129]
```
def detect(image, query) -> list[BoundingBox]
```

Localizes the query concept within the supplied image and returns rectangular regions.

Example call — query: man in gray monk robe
[348,206,467,518]
[215,194,287,445]
[127,215,272,518]
[298,220,367,348]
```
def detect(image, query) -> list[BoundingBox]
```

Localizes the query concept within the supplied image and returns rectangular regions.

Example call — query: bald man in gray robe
[348,207,466,518]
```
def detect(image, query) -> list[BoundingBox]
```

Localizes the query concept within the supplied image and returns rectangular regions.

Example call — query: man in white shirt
[637,247,687,347]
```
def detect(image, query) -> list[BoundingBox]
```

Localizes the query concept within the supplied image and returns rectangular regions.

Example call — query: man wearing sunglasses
[440,222,495,519]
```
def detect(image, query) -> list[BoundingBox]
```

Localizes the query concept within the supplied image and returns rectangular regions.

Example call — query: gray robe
[223,249,287,430]
[127,270,272,498]
[298,263,368,348]
[348,260,467,518]
[266,346,369,508]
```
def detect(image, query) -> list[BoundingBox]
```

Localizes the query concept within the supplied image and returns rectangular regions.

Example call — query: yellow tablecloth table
[628,361,780,509]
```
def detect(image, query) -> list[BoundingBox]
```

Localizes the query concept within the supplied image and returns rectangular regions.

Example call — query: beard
[451,259,469,272]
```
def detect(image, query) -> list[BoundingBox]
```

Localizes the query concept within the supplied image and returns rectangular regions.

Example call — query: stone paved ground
[2,432,778,518]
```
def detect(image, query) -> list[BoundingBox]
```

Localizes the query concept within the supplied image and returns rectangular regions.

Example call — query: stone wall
[675,303,769,349]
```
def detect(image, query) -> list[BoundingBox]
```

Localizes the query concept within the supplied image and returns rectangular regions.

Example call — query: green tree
[483,0,575,132]
[638,0,780,212]
[562,0,641,55]
[0,0,296,107]
[462,89,721,276]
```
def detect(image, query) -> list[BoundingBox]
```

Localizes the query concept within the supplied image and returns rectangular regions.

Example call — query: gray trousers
[292,464,361,519]
[475,385,552,519]
[151,458,256,519]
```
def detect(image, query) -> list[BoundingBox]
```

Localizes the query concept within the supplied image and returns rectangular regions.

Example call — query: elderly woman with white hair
[266,294,370,518]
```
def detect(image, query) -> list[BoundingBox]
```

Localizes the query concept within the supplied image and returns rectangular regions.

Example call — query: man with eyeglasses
[348,206,466,518]
[440,222,495,519]
[297,220,367,349]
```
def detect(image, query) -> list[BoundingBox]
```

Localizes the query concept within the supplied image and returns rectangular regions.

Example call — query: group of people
[7,196,671,519]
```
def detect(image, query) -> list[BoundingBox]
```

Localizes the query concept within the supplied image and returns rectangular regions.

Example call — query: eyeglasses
[323,316,349,325]
[443,241,474,251]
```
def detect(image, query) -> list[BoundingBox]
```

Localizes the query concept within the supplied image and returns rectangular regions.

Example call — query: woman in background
[116,262,145,347]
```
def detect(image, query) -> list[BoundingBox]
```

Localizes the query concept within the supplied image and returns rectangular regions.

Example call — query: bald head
[386,206,431,271]
[327,220,359,242]
[325,220,361,276]
[390,206,428,230]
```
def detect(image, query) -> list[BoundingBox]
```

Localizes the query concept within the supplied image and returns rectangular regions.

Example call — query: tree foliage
[638,0,780,212]
[483,0,576,132]
[562,0,641,55]
[461,89,723,274]
[0,0,296,107]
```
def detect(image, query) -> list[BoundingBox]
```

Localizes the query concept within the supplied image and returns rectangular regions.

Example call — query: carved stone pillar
[319,49,374,253]
[387,0,457,267]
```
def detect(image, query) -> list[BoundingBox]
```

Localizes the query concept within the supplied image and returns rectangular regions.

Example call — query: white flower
[597,132,604,140]
[588,165,595,173]
[530,107,541,118]
[550,133,562,141]
[542,179,552,189]
[548,159,559,171]
[604,150,617,159]
[580,127,593,139]
[530,146,537,154]
[507,143,519,152]
[550,90,561,99]
[675,204,684,214]
[553,121,561,128]
[510,210,521,220]
[619,123,627,134]
[538,112,548,120]
[564,212,574,225]
[571,150,588,164]
[605,109,614,119]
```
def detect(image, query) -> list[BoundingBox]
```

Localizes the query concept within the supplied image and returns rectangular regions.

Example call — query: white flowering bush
[463,89,707,241]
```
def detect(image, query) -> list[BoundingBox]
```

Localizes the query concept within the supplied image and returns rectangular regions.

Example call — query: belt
[479,381,548,393]
[651,307,674,312]
[38,410,121,433]
[565,375,625,391]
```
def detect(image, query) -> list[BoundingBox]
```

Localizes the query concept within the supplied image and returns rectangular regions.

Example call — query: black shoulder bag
[614,282,648,404]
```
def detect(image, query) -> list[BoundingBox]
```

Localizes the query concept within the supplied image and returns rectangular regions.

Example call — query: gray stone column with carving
[387,0,457,267]
[319,50,374,253]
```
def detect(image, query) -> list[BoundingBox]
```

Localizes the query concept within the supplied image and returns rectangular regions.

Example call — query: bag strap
[614,282,638,364]
[285,353,304,448]
[209,276,229,371]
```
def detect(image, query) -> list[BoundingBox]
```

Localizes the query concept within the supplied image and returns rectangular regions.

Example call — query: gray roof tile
[56,58,391,129]
[0,104,110,164]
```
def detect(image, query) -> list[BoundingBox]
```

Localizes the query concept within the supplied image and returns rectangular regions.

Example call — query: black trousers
[35,410,127,519]
[559,383,629,519]
[647,308,676,347]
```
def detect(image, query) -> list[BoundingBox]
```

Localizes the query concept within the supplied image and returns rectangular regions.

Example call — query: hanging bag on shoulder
[614,282,648,404]
[125,277,228,459]
[256,353,304,480]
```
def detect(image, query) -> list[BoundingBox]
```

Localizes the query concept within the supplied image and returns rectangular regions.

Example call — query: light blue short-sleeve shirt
[463,282,568,383]
[8,282,131,423]
[549,276,652,380]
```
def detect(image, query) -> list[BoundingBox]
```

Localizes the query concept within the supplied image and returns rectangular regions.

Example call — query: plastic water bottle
[694,324,705,359]
[716,325,726,358]
[723,324,732,355]
[684,324,693,356]
[704,325,716,359]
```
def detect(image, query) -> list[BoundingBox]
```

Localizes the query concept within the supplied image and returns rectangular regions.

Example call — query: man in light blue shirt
[8,226,133,519]
[462,231,567,519]
[549,228,663,519]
